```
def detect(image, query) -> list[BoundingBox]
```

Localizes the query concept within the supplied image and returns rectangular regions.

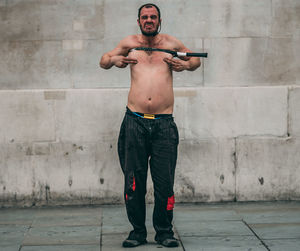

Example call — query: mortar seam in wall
[0,36,294,43]
[287,87,291,137]
[234,137,237,202]
[54,100,58,142]
[270,0,273,36]
[202,38,205,86]
[0,38,102,43]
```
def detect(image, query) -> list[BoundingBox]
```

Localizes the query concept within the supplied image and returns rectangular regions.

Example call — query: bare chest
[129,50,172,66]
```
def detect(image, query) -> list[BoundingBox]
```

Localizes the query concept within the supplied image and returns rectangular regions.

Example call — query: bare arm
[100,37,138,69]
[163,36,201,72]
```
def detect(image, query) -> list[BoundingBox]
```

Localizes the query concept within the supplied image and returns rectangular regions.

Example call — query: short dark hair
[138,3,161,20]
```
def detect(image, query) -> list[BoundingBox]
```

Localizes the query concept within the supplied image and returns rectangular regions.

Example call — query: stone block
[0,0,104,41]
[0,140,123,206]
[0,39,131,90]
[0,143,34,202]
[271,0,300,37]
[32,141,123,204]
[160,0,270,38]
[174,87,287,139]
[0,91,55,143]
[204,37,298,86]
[289,87,300,136]
[103,0,139,39]
[175,138,236,202]
[0,41,72,89]
[236,137,300,201]
[55,89,127,142]
[74,39,131,88]
[294,36,300,84]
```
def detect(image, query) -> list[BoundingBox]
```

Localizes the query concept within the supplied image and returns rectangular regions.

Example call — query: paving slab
[0,225,29,246]
[32,212,101,227]
[264,239,300,251]
[20,245,100,251]
[175,219,253,237]
[248,223,300,239]
[235,207,300,224]
[34,207,102,217]
[0,245,22,251]
[175,206,241,222]
[0,202,300,250]
[23,225,101,246]
[32,207,102,227]
[0,208,36,225]
[101,206,133,235]
[178,236,267,251]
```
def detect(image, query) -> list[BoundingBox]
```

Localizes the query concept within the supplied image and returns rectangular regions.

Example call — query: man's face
[138,7,161,37]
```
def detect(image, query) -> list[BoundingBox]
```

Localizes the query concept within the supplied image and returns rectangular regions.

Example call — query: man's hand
[112,56,138,68]
[163,58,188,72]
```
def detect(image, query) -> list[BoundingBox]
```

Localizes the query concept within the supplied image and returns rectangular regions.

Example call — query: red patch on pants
[167,195,175,211]
[132,176,136,191]
[126,177,136,202]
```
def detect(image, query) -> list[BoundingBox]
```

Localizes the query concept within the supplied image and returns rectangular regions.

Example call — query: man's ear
[137,19,140,26]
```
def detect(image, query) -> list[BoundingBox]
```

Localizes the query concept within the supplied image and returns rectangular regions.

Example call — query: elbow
[99,53,111,69]
[188,61,201,71]
[99,61,107,69]
[193,60,201,71]
[197,61,201,69]
[99,58,110,70]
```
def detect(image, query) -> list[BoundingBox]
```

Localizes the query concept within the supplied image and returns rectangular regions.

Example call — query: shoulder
[161,34,182,44]
[118,35,139,48]
[160,34,185,49]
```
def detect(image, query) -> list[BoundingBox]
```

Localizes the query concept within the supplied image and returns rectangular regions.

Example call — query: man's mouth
[145,24,153,28]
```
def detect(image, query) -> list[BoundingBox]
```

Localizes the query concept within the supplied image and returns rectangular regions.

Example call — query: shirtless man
[100,3,200,248]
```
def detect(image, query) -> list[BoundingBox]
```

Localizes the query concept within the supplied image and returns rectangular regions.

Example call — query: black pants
[118,107,179,241]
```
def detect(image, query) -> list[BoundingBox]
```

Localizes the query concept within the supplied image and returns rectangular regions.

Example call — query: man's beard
[140,24,160,37]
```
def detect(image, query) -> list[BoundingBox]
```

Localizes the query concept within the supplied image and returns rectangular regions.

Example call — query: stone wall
[0,0,299,207]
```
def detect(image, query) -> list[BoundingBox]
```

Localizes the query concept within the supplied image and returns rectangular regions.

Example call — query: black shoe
[122,238,147,248]
[157,238,179,247]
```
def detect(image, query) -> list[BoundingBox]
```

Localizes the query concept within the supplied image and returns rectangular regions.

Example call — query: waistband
[126,107,172,120]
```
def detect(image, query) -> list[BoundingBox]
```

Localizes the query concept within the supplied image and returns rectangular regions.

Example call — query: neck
[140,34,161,47]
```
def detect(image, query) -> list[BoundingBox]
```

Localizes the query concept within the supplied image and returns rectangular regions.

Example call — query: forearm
[185,58,201,71]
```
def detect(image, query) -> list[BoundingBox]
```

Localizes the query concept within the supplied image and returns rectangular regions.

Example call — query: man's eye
[141,16,148,20]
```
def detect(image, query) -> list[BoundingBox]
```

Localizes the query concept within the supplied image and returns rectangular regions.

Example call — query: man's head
[138,3,161,37]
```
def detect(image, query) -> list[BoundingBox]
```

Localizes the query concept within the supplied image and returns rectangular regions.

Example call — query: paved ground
[0,201,300,251]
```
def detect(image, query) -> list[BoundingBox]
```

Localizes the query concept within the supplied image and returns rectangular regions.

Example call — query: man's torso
[126,34,178,114]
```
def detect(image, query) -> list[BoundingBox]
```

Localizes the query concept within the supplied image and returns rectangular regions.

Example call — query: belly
[128,64,174,114]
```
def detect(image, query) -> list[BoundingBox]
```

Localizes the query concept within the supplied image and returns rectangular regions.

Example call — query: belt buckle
[144,114,155,119]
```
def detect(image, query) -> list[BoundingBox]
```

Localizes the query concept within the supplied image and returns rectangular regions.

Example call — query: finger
[124,57,138,64]
[123,59,137,64]
[168,59,180,67]
[163,58,172,64]
[164,59,177,68]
